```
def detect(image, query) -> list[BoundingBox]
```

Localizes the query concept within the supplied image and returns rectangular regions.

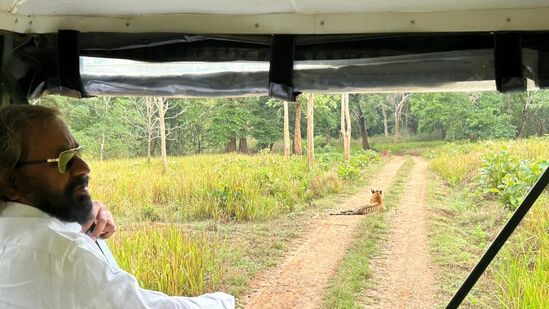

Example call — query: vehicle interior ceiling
[1,0,549,104]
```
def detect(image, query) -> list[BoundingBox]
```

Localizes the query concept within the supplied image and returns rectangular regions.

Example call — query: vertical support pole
[1,34,13,107]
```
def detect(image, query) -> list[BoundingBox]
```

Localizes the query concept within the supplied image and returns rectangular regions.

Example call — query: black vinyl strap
[58,30,87,97]
[269,35,299,101]
[494,33,526,93]
[447,166,549,308]
[538,49,549,88]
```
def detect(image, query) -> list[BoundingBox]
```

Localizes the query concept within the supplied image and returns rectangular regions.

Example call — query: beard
[19,175,93,225]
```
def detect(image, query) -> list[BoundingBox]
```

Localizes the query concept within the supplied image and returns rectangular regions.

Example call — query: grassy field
[425,136,548,308]
[96,136,547,305]
[94,150,382,296]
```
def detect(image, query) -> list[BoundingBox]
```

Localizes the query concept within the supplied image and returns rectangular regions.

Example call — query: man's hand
[81,200,117,241]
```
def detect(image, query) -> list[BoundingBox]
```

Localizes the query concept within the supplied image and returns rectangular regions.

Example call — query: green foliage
[40,96,142,159]
[410,92,516,141]
[251,99,282,150]
[315,149,381,180]
[309,94,341,138]
[337,163,361,180]
[174,98,216,154]
[477,147,548,209]
[428,144,549,307]
[208,98,256,147]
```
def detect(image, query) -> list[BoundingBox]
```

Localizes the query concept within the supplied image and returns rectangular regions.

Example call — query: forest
[41,91,549,161]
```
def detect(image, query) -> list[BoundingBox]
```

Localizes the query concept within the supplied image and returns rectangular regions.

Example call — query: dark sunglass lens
[59,152,75,173]
[64,156,75,172]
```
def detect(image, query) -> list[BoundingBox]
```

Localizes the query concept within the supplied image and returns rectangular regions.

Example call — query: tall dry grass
[110,224,222,296]
[426,136,549,307]
[428,136,549,186]
[89,153,346,222]
[92,151,380,295]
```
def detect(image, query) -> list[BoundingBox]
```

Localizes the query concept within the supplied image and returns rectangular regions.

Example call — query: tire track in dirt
[243,156,406,309]
[361,156,436,308]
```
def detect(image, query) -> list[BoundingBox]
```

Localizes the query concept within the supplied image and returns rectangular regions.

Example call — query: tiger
[330,189,383,215]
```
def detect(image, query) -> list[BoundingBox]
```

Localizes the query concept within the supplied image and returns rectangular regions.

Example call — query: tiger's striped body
[330,189,383,215]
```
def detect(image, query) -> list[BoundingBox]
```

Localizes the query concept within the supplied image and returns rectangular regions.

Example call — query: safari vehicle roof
[2,0,549,102]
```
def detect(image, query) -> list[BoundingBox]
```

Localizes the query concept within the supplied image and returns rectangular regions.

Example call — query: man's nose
[70,155,91,176]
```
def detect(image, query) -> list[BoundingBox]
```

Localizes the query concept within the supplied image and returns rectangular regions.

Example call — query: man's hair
[0,105,60,199]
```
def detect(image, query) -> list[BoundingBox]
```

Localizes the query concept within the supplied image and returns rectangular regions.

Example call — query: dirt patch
[242,156,406,309]
[361,156,437,308]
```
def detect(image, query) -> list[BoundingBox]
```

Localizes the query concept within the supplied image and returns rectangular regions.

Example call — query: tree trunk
[147,131,152,161]
[238,137,248,153]
[144,97,157,163]
[341,93,352,162]
[100,133,105,161]
[536,117,544,136]
[355,103,370,150]
[294,102,302,155]
[393,110,400,144]
[505,93,512,113]
[155,97,169,174]
[225,137,237,153]
[99,97,110,161]
[392,93,410,144]
[307,94,315,168]
[381,104,389,137]
[516,92,532,138]
[283,100,291,159]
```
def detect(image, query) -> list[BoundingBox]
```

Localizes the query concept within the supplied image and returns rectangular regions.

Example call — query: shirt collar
[0,201,83,232]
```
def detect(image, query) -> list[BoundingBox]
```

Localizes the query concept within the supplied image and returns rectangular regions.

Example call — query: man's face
[13,117,93,225]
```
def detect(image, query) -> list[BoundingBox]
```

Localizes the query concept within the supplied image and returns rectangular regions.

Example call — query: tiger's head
[370,189,383,204]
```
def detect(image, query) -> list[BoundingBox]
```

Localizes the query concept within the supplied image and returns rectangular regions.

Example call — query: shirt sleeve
[60,239,235,309]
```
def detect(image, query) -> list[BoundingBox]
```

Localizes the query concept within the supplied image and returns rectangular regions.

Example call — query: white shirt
[0,201,235,309]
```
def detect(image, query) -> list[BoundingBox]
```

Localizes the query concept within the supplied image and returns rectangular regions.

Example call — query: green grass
[89,152,371,223]
[370,140,445,155]
[426,136,549,186]
[100,137,547,304]
[322,157,415,308]
[110,224,223,296]
[215,159,384,297]
[425,136,549,308]
[426,174,508,308]
[103,152,383,298]
[495,195,549,309]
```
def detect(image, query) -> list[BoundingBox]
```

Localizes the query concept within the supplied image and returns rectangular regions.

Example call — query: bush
[477,147,548,209]
[338,163,361,180]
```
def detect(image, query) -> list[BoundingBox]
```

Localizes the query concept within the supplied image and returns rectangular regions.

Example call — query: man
[0,105,235,308]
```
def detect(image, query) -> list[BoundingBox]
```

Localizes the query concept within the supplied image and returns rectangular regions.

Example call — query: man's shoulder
[0,216,96,259]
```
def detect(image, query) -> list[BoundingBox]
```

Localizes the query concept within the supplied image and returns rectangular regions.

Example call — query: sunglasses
[16,146,84,174]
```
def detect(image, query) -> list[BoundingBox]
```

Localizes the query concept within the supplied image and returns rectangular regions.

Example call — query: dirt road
[243,156,403,308]
[362,156,436,308]
[243,156,436,308]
